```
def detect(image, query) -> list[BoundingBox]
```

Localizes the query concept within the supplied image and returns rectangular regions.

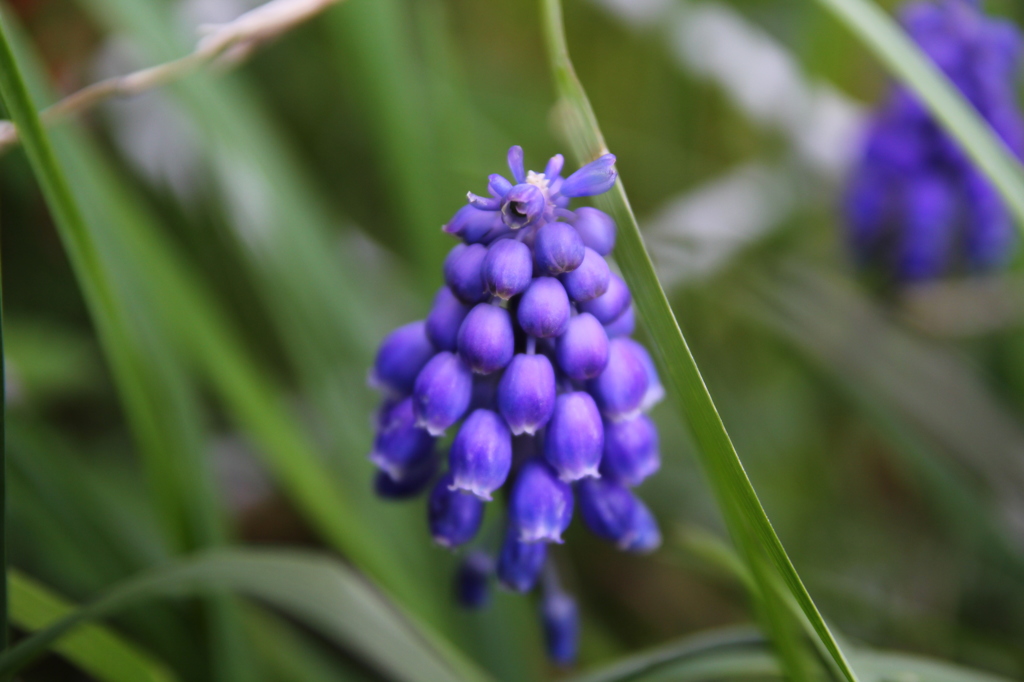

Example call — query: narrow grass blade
[0,550,487,682]
[807,0,1024,227]
[568,626,766,682]
[539,1,858,679]
[10,570,176,682]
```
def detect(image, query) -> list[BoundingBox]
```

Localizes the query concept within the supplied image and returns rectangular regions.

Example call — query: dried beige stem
[0,0,341,154]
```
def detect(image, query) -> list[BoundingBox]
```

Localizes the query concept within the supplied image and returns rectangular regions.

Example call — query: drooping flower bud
[509,459,574,543]
[577,478,660,552]
[413,351,473,436]
[572,207,616,256]
[601,414,660,486]
[482,239,533,299]
[445,243,489,304]
[429,473,485,548]
[541,591,579,667]
[371,321,436,396]
[449,409,513,500]
[498,354,556,436]
[458,303,515,374]
[578,273,631,324]
[502,184,547,230]
[619,339,665,411]
[623,502,662,554]
[544,392,603,481]
[587,338,648,422]
[560,154,617,198]
[427,287,471,352]
[517,277,571,338]
[455,551,493,609]
[534,222,585,275]
[497,529,547,592]
[560,247,610,303]
[556,313,609,381]
[444,204,505,244]
[374,453,437,500]
[369,397,436,480]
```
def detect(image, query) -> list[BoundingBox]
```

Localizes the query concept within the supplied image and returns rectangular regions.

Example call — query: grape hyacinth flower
[367,146,666,665]
[844,0,1024,282]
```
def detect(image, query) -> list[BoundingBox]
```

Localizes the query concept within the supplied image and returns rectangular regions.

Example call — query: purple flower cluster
[845,0,1023,282]
[369,146,665,666]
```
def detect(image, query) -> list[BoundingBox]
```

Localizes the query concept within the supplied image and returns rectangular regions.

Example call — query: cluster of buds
[845,0,1023,282]
[369,146,664,666]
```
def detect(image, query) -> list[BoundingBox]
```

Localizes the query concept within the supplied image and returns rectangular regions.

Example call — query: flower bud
[449,409,513,500]
[541,591,579,667]
[623,502,662,554]
[426,287,471,351]
[560,247,610,302]
[620,339,665,411]
[498,354,556,435]
[572,207,616,256]
[545,154,565,180]
[534,222,585,275]
[556,313,609,381]
[489,173,513,198]
[455,552,493,609]
[518,277,571,338]
[497,529,546,592]
[413,351,473,436]
[429,473,485,548]
[374,453,437,500]
[369,397,436,480]
[444,204,505,244]
[578,273,631,324]
[578,478,660,552]
[544,392,603,481]
[509,460,574,543]
[601,414,660,486]
[502,184,546,230]
[587,338,648,422]
[445,243,488,304]
[603,304,635,337]
[458,303,516,374]
[560,154,617,198]
[482,239,533,299]
[507,145,526,184]
[371,321,436,396]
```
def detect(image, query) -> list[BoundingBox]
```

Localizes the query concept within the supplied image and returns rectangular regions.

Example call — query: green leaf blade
[10,570,176,682]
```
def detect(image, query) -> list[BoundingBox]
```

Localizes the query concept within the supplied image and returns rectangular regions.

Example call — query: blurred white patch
[93,39,204,200]
[589,0,674,27]
[645,163,793,287]
[211,435,274,515]
[669,2,865,178]
[213,151,276,250]
[5,362,23,407]
[177,0,260,33]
